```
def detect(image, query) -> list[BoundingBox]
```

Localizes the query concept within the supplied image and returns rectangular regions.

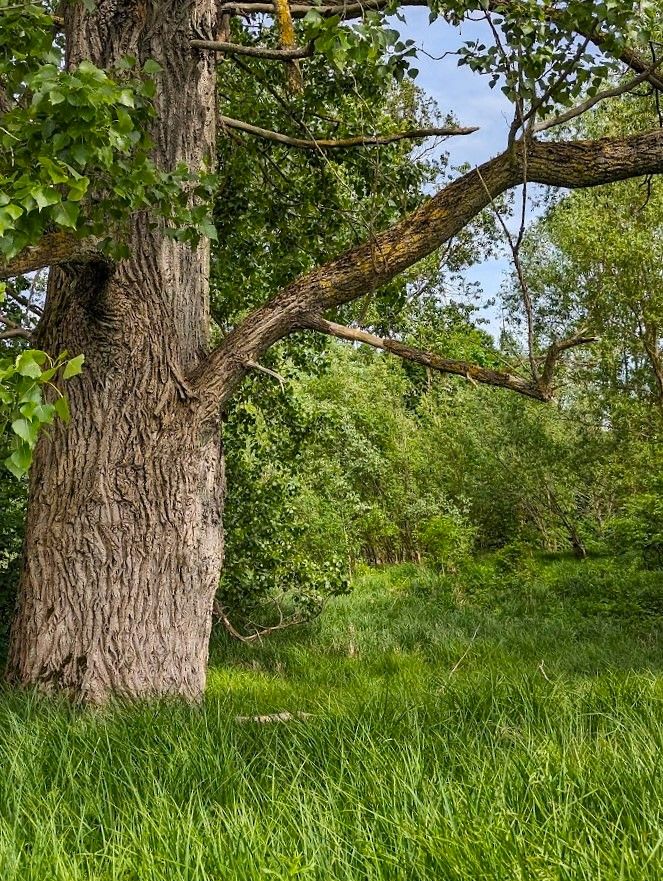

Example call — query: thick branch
[539,332,598,391]
[191,38,313,59]
[219,114,478,148]
[0,327,32,341]
[306,316,547,399]
[594,35,663,93]
[192,126,663,415]
[0,232,103,280]
[273,0,305,91]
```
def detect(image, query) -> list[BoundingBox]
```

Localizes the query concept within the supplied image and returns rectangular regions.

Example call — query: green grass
[2,557,663,879]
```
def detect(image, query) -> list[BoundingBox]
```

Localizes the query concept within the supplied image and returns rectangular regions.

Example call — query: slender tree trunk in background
[641,321,663,406]
[544,485,587,560]
[6,0,223,701]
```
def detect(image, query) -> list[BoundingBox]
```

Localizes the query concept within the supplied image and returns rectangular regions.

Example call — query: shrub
[605,492,663,570]
[418,512,475,574]
[493,540,536,575]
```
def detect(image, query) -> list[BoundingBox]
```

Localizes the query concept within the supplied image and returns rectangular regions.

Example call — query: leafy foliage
[0,282,83,477]
[0,347,81,478]
[1,0,662,640]
[606,486,663,570]
[418,512,476,573]
[445,0,657,122]
[0,1,214,259]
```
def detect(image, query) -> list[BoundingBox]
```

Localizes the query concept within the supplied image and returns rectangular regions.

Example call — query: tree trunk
[5,0,222,701]
[641,319,663,407]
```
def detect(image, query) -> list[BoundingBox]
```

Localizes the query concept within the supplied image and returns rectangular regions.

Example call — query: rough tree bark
[6,0,222,701]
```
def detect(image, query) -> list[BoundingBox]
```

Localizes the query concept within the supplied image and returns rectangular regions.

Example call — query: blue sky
[399,10,520,336]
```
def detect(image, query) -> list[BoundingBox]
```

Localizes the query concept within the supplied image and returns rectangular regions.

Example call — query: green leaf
[52,201,80,229]
[5,444,32,478]
[62,354,85,379]
[67,177,89,202]
[11,417,37,446]
[54,395,70,423]
[143,59,162,75]
[15,350,45,378]
[118,89,135,108]
[19,401,38,419]
[32,186,60,211]
[33,403,56,424]
[1,203,23,221]
[38,156,69,184]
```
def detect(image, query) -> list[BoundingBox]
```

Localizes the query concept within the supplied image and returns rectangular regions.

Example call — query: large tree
[2,0,663,701]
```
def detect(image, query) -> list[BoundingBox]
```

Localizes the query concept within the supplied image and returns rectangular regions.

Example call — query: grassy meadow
[2,556,663,880]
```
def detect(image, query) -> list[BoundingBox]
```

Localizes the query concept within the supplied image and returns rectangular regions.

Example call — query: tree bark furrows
[65,0,217,369]
[6,0,222,701]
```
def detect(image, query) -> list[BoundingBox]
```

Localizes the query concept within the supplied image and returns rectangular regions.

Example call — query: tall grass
[1,558,663,879]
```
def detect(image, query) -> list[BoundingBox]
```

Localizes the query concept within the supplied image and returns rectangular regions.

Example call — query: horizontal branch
[217,0,421,18]
[192,125,663,415]
[0,326,32,341]
[305,316,547,399]
[0,309,33,338]
[0,232,103,280]
[191,38,313,59]
[219,114,478,148]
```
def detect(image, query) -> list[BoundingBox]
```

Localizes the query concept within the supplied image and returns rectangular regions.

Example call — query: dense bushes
[418,512,476,573]
[606,488,663,570]
[0,336,661,633]
[390,553,663,622]
[218,336,662,623]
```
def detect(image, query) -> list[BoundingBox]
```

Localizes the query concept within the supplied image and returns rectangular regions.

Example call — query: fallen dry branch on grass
[235,711,313,723]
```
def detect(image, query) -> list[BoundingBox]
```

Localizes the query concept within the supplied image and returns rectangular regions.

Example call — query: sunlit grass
[1,559,663,879]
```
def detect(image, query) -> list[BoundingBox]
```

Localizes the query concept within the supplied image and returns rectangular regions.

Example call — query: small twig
[246,359,287,389]
[518,36,591,137]
[475,166,538,381]
[13,291,43,318]
[213,600,308,642]
[534,63,663,134]
[538,660,551,682]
